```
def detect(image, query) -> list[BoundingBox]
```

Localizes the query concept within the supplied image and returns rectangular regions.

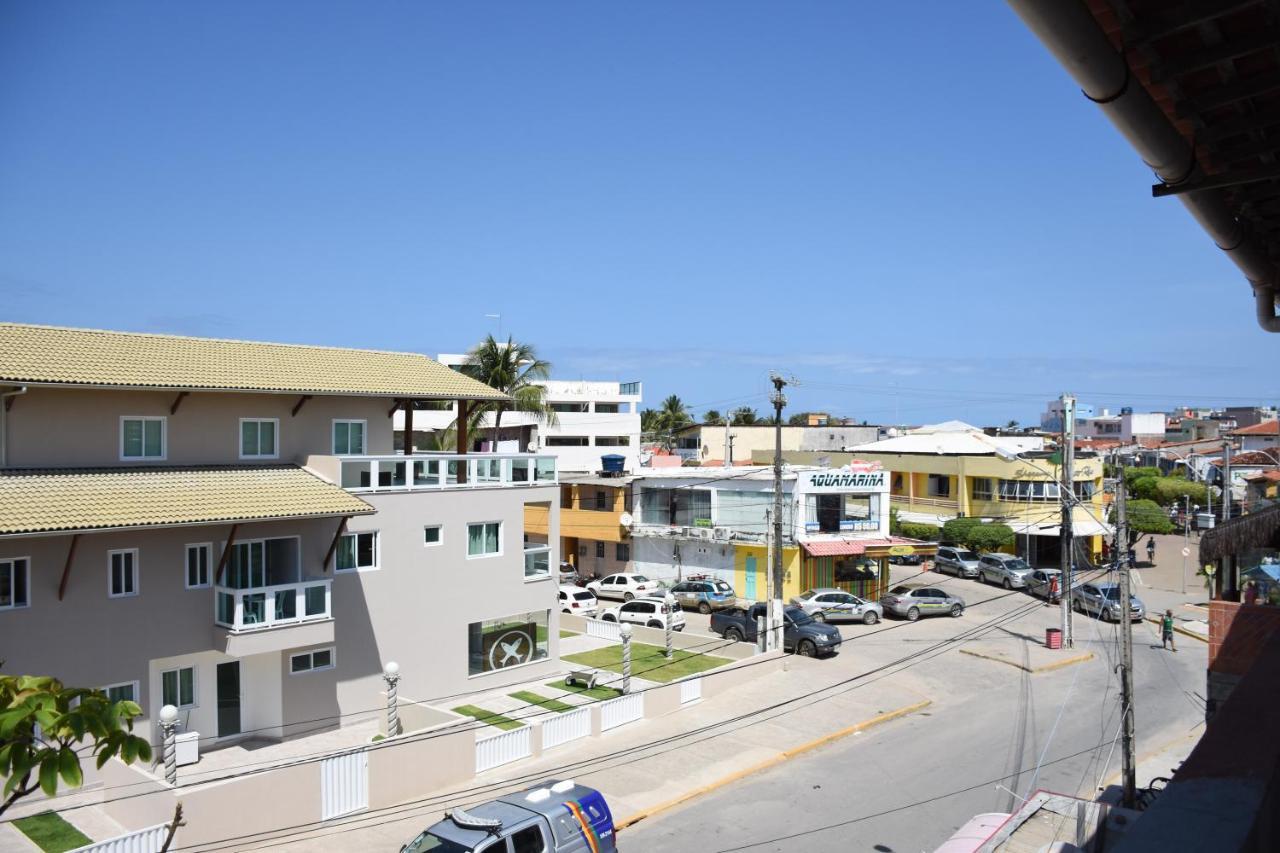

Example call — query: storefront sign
[888,545,915,556]
[481,623,537,671]
[803,471,886,493]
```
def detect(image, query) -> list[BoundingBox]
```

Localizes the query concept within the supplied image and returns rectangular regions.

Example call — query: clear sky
[2,1,1276,426]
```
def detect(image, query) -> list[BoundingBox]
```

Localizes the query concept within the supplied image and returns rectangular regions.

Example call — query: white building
[394,353,642,473]
[1075,409,1165,441]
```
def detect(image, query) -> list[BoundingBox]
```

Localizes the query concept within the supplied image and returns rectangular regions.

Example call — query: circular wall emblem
[488,629,534,669]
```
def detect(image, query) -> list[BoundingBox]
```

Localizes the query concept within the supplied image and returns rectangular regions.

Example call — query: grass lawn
[509,690,575,713]
[546,680,624,701]
[562,642,731,683]
[559,630,578,639]
[13,812,92,853]
[451,704,524,731]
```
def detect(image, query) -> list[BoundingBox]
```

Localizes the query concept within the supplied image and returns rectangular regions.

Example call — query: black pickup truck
[709,602,843,657]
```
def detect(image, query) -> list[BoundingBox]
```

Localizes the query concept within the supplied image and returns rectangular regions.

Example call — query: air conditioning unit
[691,528,712,541]
[712,527,730,541]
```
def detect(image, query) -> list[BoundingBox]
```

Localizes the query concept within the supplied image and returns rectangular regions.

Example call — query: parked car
[1025,569,1064,601]
[879,584,965,621]
[889,551,926,566]
[978,553,1034,589]
[935,546,981,579]
[790,588,883,624]
[557,584,598,616]
[668,577,737,613]
[599,596,686,631]
[1072,582,1146,622]
[558,562,578,584]
[587,572,662,602]
[709,602,842,657]
[401,778,616,852]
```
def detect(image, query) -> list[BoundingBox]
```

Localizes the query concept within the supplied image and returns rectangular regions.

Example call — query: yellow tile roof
[0,465,374,536]
[0,323,507,400]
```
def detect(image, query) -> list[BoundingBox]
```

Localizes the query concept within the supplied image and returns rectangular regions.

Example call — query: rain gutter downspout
[0,386,29,468]
[1005,0,1280,332]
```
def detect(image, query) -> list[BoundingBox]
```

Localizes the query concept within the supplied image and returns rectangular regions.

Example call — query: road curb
[959,648,1094,673]
[1144,616,1209,644]
[614,698,932,830]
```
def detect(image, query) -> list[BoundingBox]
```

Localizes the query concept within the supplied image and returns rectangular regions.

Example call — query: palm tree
[641,395,692,450]
[731,406,759,426]
[459,335,558,451]
[703,409,723,425]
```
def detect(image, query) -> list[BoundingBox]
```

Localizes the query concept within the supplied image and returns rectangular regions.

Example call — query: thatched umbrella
[1200,504,1280,564]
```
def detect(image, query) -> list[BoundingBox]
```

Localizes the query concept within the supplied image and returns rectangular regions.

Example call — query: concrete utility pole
[769,375,787,653]
[723,417,731,468]
[1114,457,1137,809]
[1060,393,1076,649]
[1222,441,1232,522]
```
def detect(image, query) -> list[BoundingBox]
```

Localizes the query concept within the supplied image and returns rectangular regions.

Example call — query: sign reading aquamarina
[802,470,886,492]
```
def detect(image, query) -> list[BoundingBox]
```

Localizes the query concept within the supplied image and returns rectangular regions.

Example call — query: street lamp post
[159,704,179,786]
[382,661,401,737]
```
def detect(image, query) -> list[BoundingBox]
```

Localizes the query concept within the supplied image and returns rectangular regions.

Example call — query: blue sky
[2,1,1276,426]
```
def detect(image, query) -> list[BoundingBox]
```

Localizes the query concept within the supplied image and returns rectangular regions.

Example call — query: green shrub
[900,522,941,541]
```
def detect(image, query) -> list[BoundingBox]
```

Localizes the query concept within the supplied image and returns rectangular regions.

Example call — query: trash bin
[1045,628,1062,650]
[175,731,200,766]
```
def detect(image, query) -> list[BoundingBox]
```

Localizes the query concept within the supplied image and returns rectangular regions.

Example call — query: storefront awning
[801,539,866,557]
[801,537,938,557]
[1007,518,1113,538]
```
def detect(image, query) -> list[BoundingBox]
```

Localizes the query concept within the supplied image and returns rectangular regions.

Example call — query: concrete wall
[683,425,881,463]
[4,386,393,468]
[633,536,735,585]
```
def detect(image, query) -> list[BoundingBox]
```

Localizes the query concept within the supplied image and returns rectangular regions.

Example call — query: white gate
[600,693,644,731]
[321,750,369,820]
[68,824,168,853]
[476,726,532,772]
[585,618,622,641]
[541,707,591,750]
[680,676,703,704]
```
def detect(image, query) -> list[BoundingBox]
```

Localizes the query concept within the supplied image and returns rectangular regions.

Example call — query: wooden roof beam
[56,534,80,601]
[291,395,312,417]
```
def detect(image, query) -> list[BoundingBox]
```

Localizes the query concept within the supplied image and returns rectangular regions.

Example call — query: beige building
[0,323,561,749]
[675,422,883,465]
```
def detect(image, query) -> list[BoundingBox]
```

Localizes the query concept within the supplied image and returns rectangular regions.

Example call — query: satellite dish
[619,512,633,528]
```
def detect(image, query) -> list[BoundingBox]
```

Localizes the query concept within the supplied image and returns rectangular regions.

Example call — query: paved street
[624,566,1207,852]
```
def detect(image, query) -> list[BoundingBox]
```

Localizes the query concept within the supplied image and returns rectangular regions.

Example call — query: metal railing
[541,707,591,750]
[475,726,532,772]
[338,453,557,493]
[600,693,644,731]
[524,545,551,579]
[215,579,332,632]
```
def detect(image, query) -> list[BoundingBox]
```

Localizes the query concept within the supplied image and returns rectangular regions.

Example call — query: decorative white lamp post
[159,704,179,785]
[383,661,401,737]
[619,624,633,694]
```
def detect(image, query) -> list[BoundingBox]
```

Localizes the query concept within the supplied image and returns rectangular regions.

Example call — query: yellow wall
[734,544,802,602]
[554,483,629,543]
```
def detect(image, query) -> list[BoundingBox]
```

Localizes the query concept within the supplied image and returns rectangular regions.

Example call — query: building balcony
[890,494,959,511]
[329,453,557,493]
[214,579,334,656]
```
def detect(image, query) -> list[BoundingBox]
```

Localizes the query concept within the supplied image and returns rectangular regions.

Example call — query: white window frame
[160,665,197,709]
[0,557,31,611]
[119,416,166,461]
[108,549,140,599]
[289,647,336,675]
[185,543,212,589]
[332,419,368,455]
[334,531,379,573]
[238,418,280,460]
[102,680,140,704]
[466,521,503,559]
[423,525,443,547]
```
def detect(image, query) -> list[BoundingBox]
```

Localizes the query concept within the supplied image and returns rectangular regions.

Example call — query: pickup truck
[402,779,615,852]
[709,602,843,657]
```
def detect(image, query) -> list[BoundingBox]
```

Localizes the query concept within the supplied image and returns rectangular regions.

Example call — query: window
[639,488,712,526]
[185,544,211,589]
[108,549,138,598]
[289,648,334,674]
[595,435,630,446]
[511,824,547,853]
[677,437,700,449]
[467,611,549,675]
[560,485,574,508]
[595,541,605,559]
[103,682,138,704]
[546,436,589,446]
[336,532,378,572]
[161,666,196,708]
[332,420,366,455]
[0,558,30,610]
[595,490,609,510]
[926,474,951,498]
[239,418,279,459]
[423,525,442,546]
[834,558,877,583]
[594,403,620,414]
[120,417,165,460]
[1073,481,1096,501]
[998,480,1062,502]
[549,402,588,413]
[972,478,993,501]
[467,522,502,557]
[616,543,630,562]
[619,382,640,396]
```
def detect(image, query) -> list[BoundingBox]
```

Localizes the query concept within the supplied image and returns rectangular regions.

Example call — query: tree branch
[0,772,38,818]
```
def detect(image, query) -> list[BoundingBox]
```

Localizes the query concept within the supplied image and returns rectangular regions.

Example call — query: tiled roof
[800,536,934,557]
[0,323,507,400]
[0,465,373,536]
[1230,421,1279,436]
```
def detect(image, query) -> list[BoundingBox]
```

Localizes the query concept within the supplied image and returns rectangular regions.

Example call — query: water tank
[600,454,625,474]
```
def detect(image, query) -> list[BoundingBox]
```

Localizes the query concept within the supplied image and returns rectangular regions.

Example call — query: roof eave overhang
[0,506,378,540]
[0,379,509,402]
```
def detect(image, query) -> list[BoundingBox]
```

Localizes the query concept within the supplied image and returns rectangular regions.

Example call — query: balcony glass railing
[524,545,551,580]
[215,579,331,632]
[338,453,556,492]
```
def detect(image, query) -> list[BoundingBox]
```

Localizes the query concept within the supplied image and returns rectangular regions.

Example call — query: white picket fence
[679,676,703,704]
[68,823,168,853]
[542,707,591,750]
[476,725,532,772]
[585,618,622,641]
[600,693,644,731]
[321,750,369,820]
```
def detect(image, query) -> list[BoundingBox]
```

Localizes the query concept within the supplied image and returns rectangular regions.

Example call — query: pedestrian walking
[1245,580,1259,606]
[1046,574,1059,607]
[1146,536,1156,566]
[1161,609,1177,652]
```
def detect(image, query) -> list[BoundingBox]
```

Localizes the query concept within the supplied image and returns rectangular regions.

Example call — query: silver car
[790,588,883,625]
[978,553,1034,589]
[879,584,965,621]
[1072,582,1146,622]
[1025,568,1064,601]
[935,546,981,579]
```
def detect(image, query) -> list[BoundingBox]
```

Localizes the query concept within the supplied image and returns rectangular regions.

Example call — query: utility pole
[1114,455,1137,809]
[1060,394,1076,649]
[1222,440,1232,522]
[769,374,787,653]
[723,417,731,468]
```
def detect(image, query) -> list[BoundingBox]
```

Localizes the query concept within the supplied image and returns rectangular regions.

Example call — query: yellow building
[525,475,633,578]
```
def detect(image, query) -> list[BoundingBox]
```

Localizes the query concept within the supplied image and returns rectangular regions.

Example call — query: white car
[587,572,662,602]
[600,596,686,631]
[557,584,598,616]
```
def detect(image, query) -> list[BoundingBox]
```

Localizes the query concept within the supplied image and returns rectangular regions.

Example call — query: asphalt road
[623,569,1207,853]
